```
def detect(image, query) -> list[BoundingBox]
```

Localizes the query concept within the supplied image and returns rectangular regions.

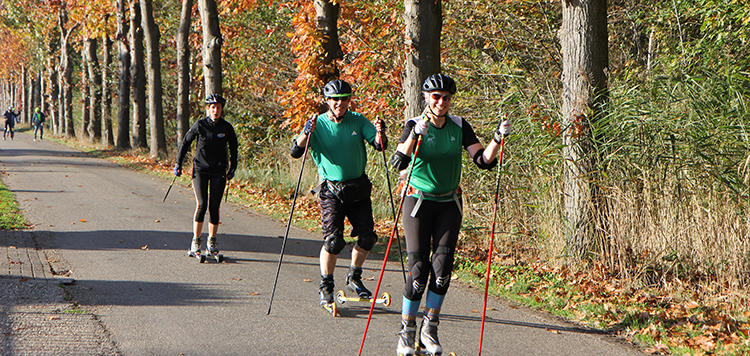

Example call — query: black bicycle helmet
[205,94,226,106]
[422,74,457,94]
[323,79,353,98]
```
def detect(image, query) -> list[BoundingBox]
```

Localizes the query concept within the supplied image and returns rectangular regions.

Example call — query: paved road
[0,132,643,356]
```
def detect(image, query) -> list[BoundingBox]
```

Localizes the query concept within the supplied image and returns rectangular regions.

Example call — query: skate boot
[346,266,372,298]
[319,277,335,306]
[187,237,201,257]
[419,316,442,355]
[207,236,219,254]
[396,322,417,356]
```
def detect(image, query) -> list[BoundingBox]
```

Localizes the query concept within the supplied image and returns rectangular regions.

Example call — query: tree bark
[403,0,442,121]
[559,0,609,262]
[116,0,131,150]
[176,0,193,144]
[102,32,113,147]
[21,66,27,124]
[86,37,102,143]
[47,56,59,135]
[140,0,167,158]
[130,0,147,149]
[80,42,91,140]
[198,0,222,96]
[59,11,78,138]
[314,0,343,66]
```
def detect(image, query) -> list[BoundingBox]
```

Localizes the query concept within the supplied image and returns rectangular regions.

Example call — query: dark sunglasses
[328,96,351,102]
[430,93,452,102]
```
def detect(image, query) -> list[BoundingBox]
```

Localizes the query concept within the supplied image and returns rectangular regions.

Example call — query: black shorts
[319,181,375,239]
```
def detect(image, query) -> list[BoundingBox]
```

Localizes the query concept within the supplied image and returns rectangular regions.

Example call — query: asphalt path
[0,132,644,356]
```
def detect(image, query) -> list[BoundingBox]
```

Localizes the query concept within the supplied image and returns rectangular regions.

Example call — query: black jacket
[176,117,238,177]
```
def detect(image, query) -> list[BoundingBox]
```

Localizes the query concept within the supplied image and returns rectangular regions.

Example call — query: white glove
[494,120,512,143]
[412,119,429,138]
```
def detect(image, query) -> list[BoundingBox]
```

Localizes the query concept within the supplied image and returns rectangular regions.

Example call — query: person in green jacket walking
[33,107,46,141]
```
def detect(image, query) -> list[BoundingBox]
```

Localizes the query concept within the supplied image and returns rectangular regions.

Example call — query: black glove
[375,118,386,133]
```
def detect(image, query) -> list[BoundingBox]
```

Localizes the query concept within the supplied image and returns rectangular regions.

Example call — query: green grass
[0,179,27,230]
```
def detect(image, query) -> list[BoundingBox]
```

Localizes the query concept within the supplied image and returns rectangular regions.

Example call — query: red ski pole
[358,119,426,356]
[478,133,505,355]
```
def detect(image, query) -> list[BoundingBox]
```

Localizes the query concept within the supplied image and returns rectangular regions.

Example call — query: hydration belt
[405,185,462,217]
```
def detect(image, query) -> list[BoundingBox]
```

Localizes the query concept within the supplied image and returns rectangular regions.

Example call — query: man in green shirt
[290,79,387,307]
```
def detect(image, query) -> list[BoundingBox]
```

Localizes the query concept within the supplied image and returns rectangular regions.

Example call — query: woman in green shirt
[390,74,511,356]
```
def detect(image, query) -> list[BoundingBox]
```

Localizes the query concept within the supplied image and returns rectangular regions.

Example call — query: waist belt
[405,185,462,217]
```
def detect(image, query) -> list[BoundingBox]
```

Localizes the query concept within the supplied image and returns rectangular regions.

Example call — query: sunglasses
[430,93,452,102]
[328,96,351,102]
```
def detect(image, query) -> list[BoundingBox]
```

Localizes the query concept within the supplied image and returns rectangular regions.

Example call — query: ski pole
[478,133,506,356]
[359,120,426,356]
[163,176,177,203]
[267,121,313,315]
[377,117,407,283]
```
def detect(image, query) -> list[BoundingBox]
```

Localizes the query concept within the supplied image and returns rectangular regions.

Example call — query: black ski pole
[266,123,313,315]
[479,132,506,356]
[377,117,407,283]
[163,176,177,203]
[359,120,426,356]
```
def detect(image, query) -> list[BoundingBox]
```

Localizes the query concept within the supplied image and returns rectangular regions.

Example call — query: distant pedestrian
[174,94,238,259]
[3,107,17,140]
[33,107,46,141]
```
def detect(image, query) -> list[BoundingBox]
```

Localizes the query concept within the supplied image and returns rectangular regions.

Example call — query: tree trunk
[102,33,114,147]
[80,47,91,140]
[130,0,147,149]
[403,0,442,121]
[559,0,609,262]
[116,0,131,150]
[60,11,78,138]
[198,0,222,96]
[140,0,167,158]
[176,0,193,144]
[47,56,59,135]
[21,66,27,124]
[86,37,102,143]
[314,0,343,66]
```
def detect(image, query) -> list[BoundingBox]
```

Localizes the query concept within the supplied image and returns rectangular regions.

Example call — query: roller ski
[319,277,338,317]
[206,237,224,263]
[187,237,206,263]
[336,289,391,306]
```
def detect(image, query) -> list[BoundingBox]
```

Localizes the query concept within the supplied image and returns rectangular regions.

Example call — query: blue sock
[402,296,421,318]
[425,290,445,310]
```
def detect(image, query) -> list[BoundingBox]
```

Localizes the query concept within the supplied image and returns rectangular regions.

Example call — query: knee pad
[323,232,347,255]
[404,252,430,300]
[431,248,455,294]
[356,232,377,251]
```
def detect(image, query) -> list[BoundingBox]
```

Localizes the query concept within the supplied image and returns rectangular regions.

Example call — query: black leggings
[402,195,462,301]
[193,173,226,224]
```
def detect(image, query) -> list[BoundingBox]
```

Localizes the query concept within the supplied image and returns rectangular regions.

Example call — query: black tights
[193,173,226,224]
[402,195,462,301]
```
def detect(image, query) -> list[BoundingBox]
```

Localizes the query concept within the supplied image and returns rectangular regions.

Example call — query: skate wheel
[330,302,337,317]
[199,255,206,263]
[336,290,347,304]
[217,254,224,263]
[381,292,391,307]
[448,352,457,356]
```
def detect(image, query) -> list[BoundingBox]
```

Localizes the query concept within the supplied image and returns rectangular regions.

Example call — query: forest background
[2,0,750,354]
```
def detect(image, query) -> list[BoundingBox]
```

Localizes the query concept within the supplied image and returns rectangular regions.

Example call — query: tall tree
[80,44,91,139]
[403,0,442,120]
[85,37,102,143]
[115,0,131,149]
[559,0,609,262]
[140,0,167,158]
[175,0,193,143]
[129,0,147,149]
[198,0,222,95]
[102,30,113,146]
[59,10,79,138]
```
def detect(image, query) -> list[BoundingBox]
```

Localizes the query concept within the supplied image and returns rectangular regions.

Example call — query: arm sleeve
[175,123,198,167]
[398,120,416,143]
[461,118,481,149]
[227,126,239,174]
